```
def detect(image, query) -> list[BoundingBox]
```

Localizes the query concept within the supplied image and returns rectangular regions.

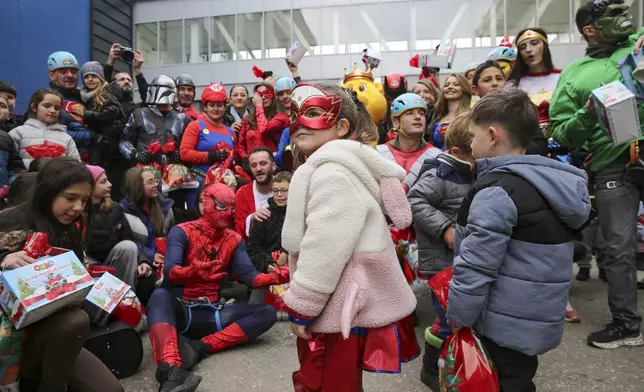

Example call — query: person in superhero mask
[145,183,289,392]
[550,0,644,350]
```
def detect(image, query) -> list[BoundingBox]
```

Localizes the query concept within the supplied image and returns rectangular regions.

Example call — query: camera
[118,45,135,63]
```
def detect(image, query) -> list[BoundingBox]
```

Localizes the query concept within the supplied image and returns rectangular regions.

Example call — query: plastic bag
[429,267,500,392]
[154,238,167,286]
[24,141,66,160]
[204,142,251,190]
[0,311,26,388]
[112,290,147,332]
[264,250,290,320]
[438,328,499,392]
[162,163,196,189]
[428,266,453,310]
[390,227,417,284]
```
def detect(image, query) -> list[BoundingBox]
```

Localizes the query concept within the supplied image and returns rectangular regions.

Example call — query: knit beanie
[86,165,106,181]
[0,81,17,98]
[80,61,105,81]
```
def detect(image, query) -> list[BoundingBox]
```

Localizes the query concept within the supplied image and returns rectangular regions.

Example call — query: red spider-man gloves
[252,265,290,288]
[168,261,226,285]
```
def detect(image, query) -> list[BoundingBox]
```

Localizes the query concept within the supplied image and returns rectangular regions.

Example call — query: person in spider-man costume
[146,183,289,392]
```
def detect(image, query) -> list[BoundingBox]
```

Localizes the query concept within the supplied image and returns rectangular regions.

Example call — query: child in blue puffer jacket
[447,89,591,391]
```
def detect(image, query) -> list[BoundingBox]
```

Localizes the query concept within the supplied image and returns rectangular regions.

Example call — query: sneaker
[587,321,644,349]
[576,267,590,281]
[178,336,209,371]
[156,362,202,392]
[565,303,581,323]
[599,268,607,282]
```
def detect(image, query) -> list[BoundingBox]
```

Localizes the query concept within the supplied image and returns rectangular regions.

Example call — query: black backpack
[83,321,143,379]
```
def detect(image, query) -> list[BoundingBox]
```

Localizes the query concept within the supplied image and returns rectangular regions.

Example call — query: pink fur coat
[282,140,417,337]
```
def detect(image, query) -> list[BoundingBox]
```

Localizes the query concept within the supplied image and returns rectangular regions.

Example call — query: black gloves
[134,149,153,164]
[207,149,229,163]
[167,150,181,164]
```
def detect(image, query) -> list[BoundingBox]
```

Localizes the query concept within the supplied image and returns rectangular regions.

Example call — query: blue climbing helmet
[275,77,297,94]
[390,93,427,118]
[464,61,482,75]
[47,51,80,71]
[488,47,517,62]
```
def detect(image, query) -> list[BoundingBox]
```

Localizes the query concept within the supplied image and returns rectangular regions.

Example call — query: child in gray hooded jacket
[408,113,475,391]
[447,88,591,391]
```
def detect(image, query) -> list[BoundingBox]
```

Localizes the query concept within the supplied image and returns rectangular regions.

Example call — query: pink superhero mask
[289,84,343,134]
[200,183,236,229]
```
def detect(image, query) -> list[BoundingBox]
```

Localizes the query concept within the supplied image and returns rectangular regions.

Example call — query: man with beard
[47,51,92,161]
[175,74,201,121]
[550,0,644,350]
[104,43,150,119]
[234,147,275,241]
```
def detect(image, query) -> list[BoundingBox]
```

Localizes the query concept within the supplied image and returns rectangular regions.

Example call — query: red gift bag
[438,328,499,392]
[429,267,500,392]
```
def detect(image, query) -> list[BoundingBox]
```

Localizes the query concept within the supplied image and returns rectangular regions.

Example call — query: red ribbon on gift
[23,233,52,259]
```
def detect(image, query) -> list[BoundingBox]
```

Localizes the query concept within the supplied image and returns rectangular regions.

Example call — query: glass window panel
[470,0,504,48]
[237,12,263,60]
[185,18,209,64]
[538,0,570,43]
[135,22,158,66]
[293,8,322,54]
[413,1,477,50]
[210,15,236,62]
[303,7,351,55]
[159,20,183,65]
[506,0,538,38]
[349,3,409,53]
[265,10,292,58]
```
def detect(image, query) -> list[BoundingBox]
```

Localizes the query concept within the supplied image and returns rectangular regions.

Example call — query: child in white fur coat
[282,83,419,392]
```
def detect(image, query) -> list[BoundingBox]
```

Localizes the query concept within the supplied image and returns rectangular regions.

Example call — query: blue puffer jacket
[0,127,24,187]
[446,155,591,356]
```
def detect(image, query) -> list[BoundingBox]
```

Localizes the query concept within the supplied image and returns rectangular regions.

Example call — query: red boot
[149,323,183,367]
[201,323,248,353]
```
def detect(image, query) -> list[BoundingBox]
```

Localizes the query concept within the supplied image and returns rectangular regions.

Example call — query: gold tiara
[516,30,548,46]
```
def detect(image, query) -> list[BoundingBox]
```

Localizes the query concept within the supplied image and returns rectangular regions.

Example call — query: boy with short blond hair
[408,112,475,390]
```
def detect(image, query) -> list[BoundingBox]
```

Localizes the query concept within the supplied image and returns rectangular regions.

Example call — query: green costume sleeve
[550,77,598,149]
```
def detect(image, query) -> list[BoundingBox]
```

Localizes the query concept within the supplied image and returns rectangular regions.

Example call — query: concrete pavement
[121,268,644,392]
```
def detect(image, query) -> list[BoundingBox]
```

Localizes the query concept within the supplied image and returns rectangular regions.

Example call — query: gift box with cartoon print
[85,272,130,326]
[0,248,93,329]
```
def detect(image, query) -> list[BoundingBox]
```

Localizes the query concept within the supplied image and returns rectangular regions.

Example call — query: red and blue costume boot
[148,290,203,392]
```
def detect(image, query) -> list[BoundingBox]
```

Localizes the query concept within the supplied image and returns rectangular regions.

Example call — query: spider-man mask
[200,183,236,229]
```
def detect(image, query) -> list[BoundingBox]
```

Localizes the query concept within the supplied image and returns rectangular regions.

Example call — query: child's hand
[277,251,289,266]
[153,253,165,267]
[71,104,85,117]
[443,226,455,249]
[447,319,461,333]
[289,322,312,340]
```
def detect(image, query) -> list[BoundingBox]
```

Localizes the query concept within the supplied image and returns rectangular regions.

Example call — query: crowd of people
[0,0,643,391]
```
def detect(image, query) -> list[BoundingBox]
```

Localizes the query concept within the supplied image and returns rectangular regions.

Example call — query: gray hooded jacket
[446,155,591,356]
